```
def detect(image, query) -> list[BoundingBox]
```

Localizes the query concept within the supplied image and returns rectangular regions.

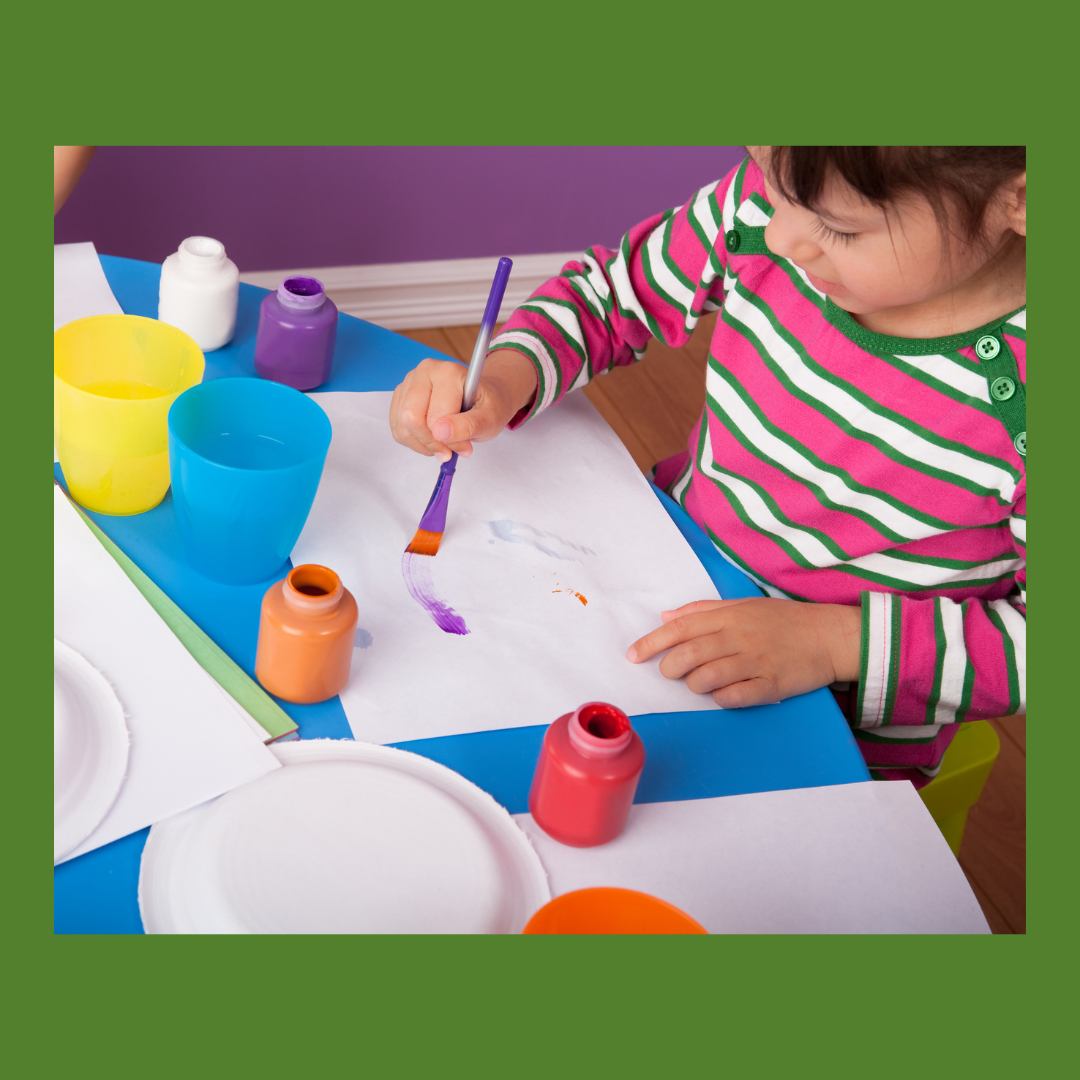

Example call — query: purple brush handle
[461,257,513,411]
[417,452,458,533]
[480,257,513,335]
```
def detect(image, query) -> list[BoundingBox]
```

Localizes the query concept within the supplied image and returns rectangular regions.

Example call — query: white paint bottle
[158,236,240,351]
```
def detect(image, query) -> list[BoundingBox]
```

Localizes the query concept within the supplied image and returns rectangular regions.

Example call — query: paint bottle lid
[567,702,633,760]
[176,236,228,273]
[282,564,344,616]
[277,276,327,312]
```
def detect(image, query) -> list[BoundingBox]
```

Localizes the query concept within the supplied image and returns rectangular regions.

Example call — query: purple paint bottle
[254,277,338,390]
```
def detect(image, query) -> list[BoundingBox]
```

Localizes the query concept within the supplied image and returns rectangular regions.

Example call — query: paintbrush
[405,256,514,558]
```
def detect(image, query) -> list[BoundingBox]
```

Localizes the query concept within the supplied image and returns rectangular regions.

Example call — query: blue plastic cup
[168,378,332,584]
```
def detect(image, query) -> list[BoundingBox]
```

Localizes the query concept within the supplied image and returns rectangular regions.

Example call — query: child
[389,147,1026,787]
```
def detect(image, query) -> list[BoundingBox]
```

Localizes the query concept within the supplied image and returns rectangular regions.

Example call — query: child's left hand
[626,598,862,708]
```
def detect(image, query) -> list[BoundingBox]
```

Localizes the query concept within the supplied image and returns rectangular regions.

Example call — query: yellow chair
[918,720,1001,855]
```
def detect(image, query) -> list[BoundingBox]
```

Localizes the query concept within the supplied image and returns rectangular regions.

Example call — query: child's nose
[764,215,821,264]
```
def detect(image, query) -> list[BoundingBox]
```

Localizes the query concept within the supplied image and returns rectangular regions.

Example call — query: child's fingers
[631,599,759,661]
[430,402,504,449]
[660,598,747,623]
[397,353,532,460]
[390,362,458,459]
[426,368,470,433]
[627,610,725,664]
[675,650,762,695]
[711,677,780,709]
[389,386,436,456]
[657,633,738,682]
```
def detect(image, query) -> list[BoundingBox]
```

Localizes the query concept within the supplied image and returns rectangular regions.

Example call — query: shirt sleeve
[491,167,739,427]
[854,492,1026,732]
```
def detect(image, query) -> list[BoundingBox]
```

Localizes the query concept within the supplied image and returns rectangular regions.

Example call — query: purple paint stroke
[401,552,470,636]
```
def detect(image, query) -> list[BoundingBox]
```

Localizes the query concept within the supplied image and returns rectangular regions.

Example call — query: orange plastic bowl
[522,887,707,934]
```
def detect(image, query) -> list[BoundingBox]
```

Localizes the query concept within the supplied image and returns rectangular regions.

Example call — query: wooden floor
[400,317,1026,934]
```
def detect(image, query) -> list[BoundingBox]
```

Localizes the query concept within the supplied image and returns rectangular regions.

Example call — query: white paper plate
[54,638,130,863]
[138,740,550,934]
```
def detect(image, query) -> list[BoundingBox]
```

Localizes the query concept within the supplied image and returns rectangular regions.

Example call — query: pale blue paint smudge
[488,519,598,561]
[354,627,374,649]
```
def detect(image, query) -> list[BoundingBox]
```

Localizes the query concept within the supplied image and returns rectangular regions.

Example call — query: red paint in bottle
[528,702,645,847]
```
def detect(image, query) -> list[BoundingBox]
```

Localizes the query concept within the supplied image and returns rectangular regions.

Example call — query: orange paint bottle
[255,564,358,704]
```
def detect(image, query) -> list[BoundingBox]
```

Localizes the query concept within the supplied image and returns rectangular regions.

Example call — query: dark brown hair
[766,146,1026,243]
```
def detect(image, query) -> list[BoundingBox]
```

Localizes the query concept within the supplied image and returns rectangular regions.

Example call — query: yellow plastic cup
[54,315,205,515]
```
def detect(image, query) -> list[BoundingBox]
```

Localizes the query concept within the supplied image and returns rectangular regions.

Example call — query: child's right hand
[389,349,538,462]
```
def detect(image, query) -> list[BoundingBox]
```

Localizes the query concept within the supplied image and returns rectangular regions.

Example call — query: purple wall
[54,146,746,272]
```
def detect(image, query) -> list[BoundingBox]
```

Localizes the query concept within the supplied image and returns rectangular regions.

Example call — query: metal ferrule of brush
[461,333,491,412]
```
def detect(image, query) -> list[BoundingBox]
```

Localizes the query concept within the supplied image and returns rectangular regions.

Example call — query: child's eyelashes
[812,218,860,246]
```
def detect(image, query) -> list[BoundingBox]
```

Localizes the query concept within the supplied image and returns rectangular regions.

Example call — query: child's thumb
[431,407,499,445]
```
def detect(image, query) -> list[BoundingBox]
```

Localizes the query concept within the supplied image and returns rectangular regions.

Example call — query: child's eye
[812,218,859,246]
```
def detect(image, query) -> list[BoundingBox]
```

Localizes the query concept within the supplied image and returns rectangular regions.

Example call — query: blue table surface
[54,256,869,934]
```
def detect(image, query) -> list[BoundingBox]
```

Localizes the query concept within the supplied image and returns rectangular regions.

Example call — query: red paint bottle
[528,702,645,847]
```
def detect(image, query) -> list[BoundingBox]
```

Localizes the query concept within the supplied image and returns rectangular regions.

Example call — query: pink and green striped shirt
[493,156,1026,785]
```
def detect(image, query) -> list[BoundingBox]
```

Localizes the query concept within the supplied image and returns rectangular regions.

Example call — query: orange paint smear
[551,587,588,606]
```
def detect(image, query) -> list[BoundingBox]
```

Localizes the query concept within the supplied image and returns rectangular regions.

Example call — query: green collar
[823,297,1026,357]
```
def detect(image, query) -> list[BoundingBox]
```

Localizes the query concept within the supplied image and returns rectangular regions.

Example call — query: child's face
[747,147,1021,321]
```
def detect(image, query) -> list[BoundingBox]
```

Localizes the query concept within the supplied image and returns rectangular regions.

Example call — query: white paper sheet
[516,780,990,934]
[54,486,280,862]
[291,391,723,744]
[54,241,124,332]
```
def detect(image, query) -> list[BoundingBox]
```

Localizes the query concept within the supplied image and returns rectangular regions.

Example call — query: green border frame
[16,1,1069,1072]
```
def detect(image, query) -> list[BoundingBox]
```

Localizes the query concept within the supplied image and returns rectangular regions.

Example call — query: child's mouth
[806,271,844,295]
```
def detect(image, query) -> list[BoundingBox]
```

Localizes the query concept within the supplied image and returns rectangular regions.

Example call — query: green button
[1014,431,1026,456]
[975,335,1000,360]
[725,229,741,253]
[991,376,1016,401]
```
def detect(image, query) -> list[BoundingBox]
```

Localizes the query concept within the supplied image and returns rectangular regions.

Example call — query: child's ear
[1003,171,1026,237]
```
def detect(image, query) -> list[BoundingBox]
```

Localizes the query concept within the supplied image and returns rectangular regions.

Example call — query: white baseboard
[240,251,580,331]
